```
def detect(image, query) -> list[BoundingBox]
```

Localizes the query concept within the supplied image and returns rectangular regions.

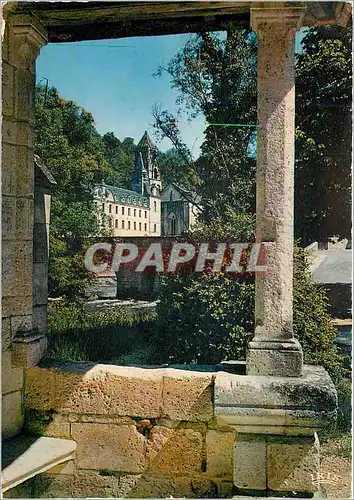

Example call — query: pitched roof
[34,155,57,187]
[94,183,150,208]
[137,131,157,151]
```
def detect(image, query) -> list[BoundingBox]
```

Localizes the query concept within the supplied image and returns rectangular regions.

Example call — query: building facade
[161,183,200,236]
[94,132,161,236]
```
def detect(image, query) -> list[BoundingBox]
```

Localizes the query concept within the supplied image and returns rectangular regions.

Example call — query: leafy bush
[153,242,345,382]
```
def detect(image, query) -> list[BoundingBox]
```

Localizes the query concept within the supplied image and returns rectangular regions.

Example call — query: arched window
[153,168,158,180]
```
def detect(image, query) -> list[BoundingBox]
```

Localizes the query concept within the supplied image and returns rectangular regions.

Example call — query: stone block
[2,294,33,318]
[146,426,203,475]
[32,304,48,334]
[2,61,15,118]
[267,434,320,493]
[26,418,71,439]
[71,423,145,472]
[206,430,234,478]
[16,145,34,197]
[14,67,35,123]
[2,196,16,240]
[2,317,12,351]
[12,337,47,369]
[33,471,117,498]
[1,143,16,196]
[33,222,48,264]
[2,391,23,439]
[10,314,32,334]
[162,369,214,422]
[234,434,267,490]
[2,240,32,298]
[16,197,33,240]
[33,262,48,305]
[2,350,24,394]
[124,474,218,498]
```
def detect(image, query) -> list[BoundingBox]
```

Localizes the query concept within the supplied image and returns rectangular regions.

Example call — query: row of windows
[105,201,158,215]
[109,219,157,232]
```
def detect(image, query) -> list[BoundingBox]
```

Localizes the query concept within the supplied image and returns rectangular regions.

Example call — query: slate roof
[94,183,150,208]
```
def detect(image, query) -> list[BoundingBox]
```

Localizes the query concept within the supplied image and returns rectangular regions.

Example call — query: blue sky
[36,30,305,157]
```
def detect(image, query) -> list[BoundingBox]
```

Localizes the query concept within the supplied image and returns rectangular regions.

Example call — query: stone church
[94,131,199,237]
[93,132,162,237]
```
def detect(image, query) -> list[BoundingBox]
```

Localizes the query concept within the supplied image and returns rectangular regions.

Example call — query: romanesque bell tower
[132,131,162,196]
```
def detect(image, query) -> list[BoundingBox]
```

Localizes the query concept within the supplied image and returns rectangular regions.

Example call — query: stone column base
[214,365,337,496]
[247,338,303,376]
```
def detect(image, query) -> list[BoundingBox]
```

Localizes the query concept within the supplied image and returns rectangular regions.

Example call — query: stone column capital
[7,13,47,69]
[250,7,306,34]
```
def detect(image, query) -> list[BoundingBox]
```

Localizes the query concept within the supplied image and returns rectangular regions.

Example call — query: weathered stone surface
[126,474,219,499]
[215,365,337,433]
[162,369,214,422]
[206,430,234,478]
[2,294,32,317]
[71,423,145,472]
[80,414,134,424]
[247,7,305,376]
[1,144,16,196]
[2,351,24,394]
[15,197,33,240]
[146,426,203,475]
[25,364,164,417]
[33,471,117,498]
[32,304,47,334]
[33,262,48,305]
[2,391,23,439]
[2,317,12,351]
[267,434,320,493]
[2,61,15,118]
[2,240,32,298]
[234,434,267,490]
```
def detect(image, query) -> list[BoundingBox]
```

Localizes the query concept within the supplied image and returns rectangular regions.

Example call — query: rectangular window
[134,222,136,230]
[115,206,118,214]
[128,208,131,216]
[109,204,112,213]
[153,223,156,232]
[139,222,141,231]
[115,219,118,229]
[109,219,112,227]
[144,223,147,231]
[139,210,141,217]
[122,220,125,229]
[145,211,147,218]
[154,201,157,212]
[128,221,131,229]
[102,203,105,212]
[134,209,136,217]
[122,207,125,215]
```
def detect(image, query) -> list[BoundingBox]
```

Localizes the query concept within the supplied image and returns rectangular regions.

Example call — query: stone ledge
[1,435,77,493]
[215,365,337,434]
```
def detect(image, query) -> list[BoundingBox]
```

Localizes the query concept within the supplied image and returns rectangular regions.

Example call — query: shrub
[153,241,345,382]
[46,300,155,363]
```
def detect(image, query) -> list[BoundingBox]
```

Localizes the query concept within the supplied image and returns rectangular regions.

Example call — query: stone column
[2,12,47,438]
[247,8,305,377]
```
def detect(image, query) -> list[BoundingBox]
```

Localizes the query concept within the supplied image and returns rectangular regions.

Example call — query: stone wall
[23,363,235,498]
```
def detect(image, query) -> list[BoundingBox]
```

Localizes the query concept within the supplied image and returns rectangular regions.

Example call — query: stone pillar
[247,8,305,377]
[2,12,47,438]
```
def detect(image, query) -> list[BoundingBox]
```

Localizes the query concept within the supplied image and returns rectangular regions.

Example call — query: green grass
[46,301,156,364]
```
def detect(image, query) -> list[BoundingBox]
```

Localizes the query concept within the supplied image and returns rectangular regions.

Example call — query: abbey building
[94,131,200,237]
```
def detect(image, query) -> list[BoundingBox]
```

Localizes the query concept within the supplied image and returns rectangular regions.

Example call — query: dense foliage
[154,29,257,223]
[35,85,140,298]
[295,23,352,245]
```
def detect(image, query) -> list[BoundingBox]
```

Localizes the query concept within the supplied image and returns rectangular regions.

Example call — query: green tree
[102,132,136,188]
[35,85,110,299]
[295,23,352,245]
[153,29,257,224]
